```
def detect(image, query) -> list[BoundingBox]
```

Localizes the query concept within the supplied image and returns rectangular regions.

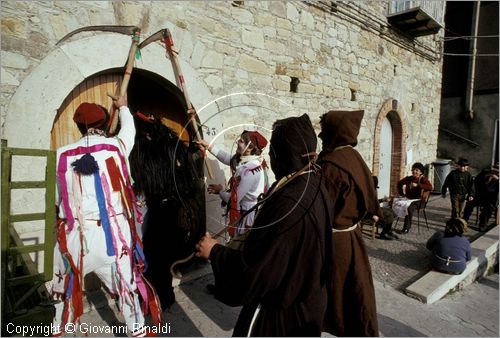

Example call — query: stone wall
[2,1,443,159]
[438,94,499,173]
[1,1,444,270]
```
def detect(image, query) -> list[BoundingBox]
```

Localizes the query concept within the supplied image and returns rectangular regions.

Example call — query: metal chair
[394,190,431,233]
[416,190,431,232]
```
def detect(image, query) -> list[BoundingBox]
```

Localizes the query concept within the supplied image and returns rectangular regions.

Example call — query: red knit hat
[245,131,268,150]
[73,103,107,127]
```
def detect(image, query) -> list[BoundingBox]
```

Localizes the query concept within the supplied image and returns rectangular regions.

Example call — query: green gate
[1,139,56,335]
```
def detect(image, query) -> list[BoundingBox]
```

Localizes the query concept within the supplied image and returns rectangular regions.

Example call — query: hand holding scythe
[56,25,141,135]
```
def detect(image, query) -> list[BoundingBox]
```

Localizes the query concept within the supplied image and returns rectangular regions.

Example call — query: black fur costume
[129,115,206,309]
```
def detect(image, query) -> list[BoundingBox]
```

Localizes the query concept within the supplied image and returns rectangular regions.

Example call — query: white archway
[4,33,217,149]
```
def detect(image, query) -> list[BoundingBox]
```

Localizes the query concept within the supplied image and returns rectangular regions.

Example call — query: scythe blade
[137,29,167,49]
[56,25,140,45]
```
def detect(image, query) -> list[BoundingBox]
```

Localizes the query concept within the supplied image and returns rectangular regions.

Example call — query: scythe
[56,25,141,135]
[139,28,215,179]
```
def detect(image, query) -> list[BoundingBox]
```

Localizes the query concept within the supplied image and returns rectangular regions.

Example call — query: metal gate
[1,139,56,332]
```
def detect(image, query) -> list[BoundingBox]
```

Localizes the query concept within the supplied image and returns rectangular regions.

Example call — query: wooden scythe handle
[163,29,214,179]
[108,29,141,135]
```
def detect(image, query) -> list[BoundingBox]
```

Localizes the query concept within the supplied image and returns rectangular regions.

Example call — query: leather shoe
[388,232,399,239]
[379,233,393,240]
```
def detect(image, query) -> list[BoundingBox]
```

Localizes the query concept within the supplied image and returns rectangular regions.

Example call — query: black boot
[388,231,399,239]
[379,233,393,240]
[402,216,410,234]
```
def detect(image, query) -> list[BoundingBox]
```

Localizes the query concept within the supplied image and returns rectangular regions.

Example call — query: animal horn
[56,25,140,45]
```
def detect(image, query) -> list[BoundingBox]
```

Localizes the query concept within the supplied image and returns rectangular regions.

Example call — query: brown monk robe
[196,114,333,336]
[318,110,381,337]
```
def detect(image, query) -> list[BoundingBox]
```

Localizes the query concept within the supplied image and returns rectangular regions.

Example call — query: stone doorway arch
[4,33,215,150]
[50,68,192,149]
[372,98,408,196]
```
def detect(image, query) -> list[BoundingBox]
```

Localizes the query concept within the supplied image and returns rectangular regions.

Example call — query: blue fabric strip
[94,173,115,256]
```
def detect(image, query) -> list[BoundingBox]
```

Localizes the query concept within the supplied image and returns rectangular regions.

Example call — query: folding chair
[416,190,431,233]
[394,190,431,233]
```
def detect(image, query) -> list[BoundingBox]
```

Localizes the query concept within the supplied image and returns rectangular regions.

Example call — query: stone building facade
[1,1,444,267]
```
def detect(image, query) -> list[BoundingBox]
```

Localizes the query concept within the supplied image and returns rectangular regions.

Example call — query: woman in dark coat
[318,110,381,337]
[426,218,471,274]
[196,114,333,336]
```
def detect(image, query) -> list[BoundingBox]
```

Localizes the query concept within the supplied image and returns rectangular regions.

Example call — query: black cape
[209,173,332,336]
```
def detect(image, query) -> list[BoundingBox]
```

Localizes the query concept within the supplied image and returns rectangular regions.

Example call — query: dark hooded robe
[209,114,333,336]
[318,110,380,337]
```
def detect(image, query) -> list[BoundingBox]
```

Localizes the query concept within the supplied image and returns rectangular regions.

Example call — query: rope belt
[332,223,359,233]
[435,254,461,266]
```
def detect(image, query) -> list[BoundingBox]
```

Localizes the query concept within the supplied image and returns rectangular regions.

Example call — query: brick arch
[372,98,408,195]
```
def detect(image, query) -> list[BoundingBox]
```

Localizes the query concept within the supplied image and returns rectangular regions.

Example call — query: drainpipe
[465,1,481,120]
[492,119,499,167]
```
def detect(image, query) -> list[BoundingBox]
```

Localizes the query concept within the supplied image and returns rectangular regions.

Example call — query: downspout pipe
[465,1,481,120]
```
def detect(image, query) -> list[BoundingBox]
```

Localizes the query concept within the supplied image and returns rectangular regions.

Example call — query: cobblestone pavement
[79,269,498,337]
[75,193,499,337]
[362,194,488,291]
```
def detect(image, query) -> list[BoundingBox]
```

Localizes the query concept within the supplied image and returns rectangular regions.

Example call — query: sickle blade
[56,25,140,45]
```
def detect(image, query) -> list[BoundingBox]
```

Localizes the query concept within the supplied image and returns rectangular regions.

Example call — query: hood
[319,110,364,148]
[269,114,317,180]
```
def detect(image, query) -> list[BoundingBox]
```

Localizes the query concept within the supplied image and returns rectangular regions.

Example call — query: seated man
[426,218,471,275]
[396,162,433,234]
[372,176,398,240]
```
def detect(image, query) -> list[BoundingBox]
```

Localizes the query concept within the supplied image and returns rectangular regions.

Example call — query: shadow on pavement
[378,313,427,337]
[161,301,204,337]
[86,289,128,337]
[177,273,240,334]
[478,275,499,290]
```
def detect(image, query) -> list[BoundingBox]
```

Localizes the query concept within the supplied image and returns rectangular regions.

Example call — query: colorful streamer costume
[50,106,160,337]
[211,146,269,237]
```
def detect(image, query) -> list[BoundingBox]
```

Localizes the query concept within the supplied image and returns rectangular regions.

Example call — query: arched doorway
[373,99,407,196]
[51,69,192,149]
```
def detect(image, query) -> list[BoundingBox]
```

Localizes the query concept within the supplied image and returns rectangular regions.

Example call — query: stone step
[404,225,499,304]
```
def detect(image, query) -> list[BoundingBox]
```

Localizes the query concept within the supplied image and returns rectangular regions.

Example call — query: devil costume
[209,114,333,336]
[51,104,160,337]
[318,110,380,337]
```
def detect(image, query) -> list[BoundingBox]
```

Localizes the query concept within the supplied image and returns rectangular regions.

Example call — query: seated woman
[396,162,433,233]
[426,218,471,275]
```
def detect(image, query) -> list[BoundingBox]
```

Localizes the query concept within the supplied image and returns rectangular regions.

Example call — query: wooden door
[51,71,190,150]
[51,74,121,150]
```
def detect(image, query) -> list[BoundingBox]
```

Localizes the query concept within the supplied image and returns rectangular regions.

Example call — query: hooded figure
[195,114,333,336]
[318,110,380,337]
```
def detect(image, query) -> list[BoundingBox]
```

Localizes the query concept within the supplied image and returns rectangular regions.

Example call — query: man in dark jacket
[318,110,380,337]
[196,114,333,336]
[463,165,499,230]
[442,158,475,219]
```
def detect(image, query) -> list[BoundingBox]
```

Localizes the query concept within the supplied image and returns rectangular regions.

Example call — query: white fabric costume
[211,146,268,236]
[51,107,147,336]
